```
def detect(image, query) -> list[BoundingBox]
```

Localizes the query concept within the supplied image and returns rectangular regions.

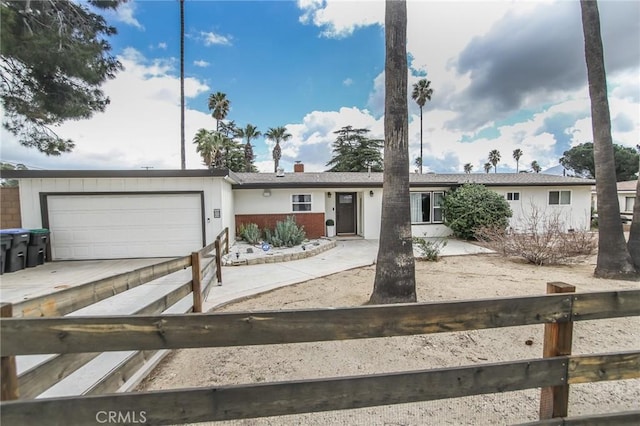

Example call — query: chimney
[294,161,304,173]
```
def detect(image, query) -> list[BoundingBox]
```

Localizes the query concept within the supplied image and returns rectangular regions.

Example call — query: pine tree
[325,126,383,172]
[1,0,124,155]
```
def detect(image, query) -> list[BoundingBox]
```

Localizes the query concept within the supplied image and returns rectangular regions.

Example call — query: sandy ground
[137,253,639,425]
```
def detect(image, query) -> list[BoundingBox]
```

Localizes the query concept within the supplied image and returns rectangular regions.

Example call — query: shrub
[476,206,596,265]
[413,236,447,261]
[442,184,512,240]
[264,216,306,247]
[239,223,261,244]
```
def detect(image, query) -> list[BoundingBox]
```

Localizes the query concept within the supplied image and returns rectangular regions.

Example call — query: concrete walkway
[204,239,379,310]
[203,237,492,311]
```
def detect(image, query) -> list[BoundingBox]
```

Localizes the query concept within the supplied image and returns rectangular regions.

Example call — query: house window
[410,191,444,224]
[625,196,635,212]
[506,192,520,201]
[292,194,311,211]
[549,190,571,205]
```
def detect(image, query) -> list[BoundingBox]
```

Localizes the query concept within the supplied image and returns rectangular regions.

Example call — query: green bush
[264,216,306,247]
[443,184,512,240]
[413,237,447,261]
[239,223,261,244]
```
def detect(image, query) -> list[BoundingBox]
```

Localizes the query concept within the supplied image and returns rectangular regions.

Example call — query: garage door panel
[48,194,203,260]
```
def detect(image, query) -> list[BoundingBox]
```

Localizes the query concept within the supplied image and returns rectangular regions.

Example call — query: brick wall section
[236,213,326,239]
[1,187,22,229]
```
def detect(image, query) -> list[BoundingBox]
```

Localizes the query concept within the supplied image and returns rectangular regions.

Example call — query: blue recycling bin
[0,228,30,273]
[27,228,50,267]
[0,234,12,275]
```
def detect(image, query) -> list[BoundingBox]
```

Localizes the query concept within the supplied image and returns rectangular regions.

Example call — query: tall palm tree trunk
[580,0,635,278]
[179,0,186,170]
[419,106,423,174]
[369,0,416,304]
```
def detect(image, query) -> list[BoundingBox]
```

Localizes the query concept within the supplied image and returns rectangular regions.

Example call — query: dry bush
[476,206,596,265]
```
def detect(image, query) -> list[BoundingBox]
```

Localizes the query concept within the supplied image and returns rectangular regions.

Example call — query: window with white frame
[292,194,311,211]
[549,190,571,205]
[625,196,635,212]
[410,191,444,224]
[505,192,520,201]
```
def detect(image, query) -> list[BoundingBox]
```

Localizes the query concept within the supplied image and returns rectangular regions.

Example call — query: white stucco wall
[618,191,635,218]
[17,177,232,247]
[492,186,592,231]
[233,189,327,214]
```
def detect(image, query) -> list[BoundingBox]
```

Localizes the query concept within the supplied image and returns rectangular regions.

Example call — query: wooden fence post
[1,303,19,400]
[539,282,575,420]
[191,252,202,313]
[215,238,223,285]
[224,227,230,254]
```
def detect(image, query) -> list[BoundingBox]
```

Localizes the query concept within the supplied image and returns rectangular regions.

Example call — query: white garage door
[47,193,203,260]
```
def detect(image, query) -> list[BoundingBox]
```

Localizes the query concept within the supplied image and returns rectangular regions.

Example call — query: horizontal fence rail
[2,290,638,357]
[12,256,192,318]
[1,351,638,426]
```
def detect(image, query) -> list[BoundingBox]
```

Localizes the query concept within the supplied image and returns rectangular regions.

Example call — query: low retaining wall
[224,239,336,266]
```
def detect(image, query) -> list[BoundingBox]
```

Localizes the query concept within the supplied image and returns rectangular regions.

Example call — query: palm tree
[208,92,230,131]
[411,78,433,175]
[483,162,492,174]
[488,149,501,173]
[369,0,416,304]
[531,161,541,173]
[463,163,473,174]
[179,0,185,170]
[213,131,232,168]
[580,0,635,278]
[193,128,215,167]
[265,126,292,172]
[236,124,261,172]
[513,149,523,173]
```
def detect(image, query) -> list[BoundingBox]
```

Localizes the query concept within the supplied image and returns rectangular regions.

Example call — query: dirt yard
[137,253,639,425]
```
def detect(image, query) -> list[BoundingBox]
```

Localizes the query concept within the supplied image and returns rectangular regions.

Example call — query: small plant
[239,223,261,244]
[265,216,306,247]
[413,236,447,261]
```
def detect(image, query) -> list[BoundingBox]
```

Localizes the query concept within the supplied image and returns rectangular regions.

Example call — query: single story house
[1,166,594,260]
[591,180,636,223]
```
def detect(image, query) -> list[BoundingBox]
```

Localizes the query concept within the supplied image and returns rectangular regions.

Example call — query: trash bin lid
[0,228,30,235]
[29,228,50,234]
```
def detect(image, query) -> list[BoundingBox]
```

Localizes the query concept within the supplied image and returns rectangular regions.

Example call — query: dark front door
[336,192,356,234]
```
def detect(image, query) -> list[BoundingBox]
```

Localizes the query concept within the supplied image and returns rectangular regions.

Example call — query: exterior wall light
[369,190,374,197]
[327,192,332,198]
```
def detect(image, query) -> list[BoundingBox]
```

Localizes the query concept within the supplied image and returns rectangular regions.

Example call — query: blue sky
[1,0,639,173]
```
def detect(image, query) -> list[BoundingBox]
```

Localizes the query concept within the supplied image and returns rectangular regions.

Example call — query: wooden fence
[0,227,229,402]
[0,281,638,425]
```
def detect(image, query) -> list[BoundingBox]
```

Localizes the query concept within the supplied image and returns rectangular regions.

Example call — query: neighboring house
[0,167,594,261]
[591,180,636,223]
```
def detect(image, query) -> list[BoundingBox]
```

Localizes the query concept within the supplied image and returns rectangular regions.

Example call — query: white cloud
[264,107,383,172]
[193,59,210,68]
[157,42,167,50]
[107,1,144,30]
[298,0,383,38]
[200,31,232,46]
[342,78,353,87]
